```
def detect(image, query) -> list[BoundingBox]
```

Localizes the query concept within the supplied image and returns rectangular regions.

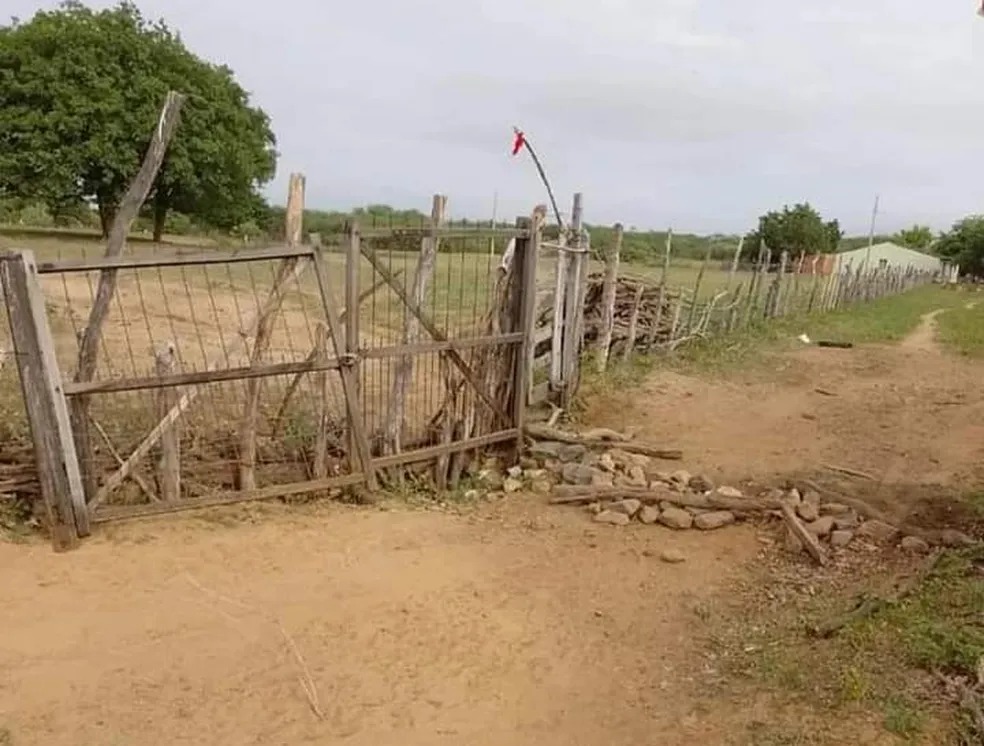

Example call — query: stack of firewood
[535,274,688,357]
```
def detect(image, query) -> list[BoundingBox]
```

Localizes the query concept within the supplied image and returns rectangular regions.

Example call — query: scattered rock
[519,456,539,470]
[670,470,693,487]
[594,510,630,526]
[579,452,600,468]
[688,475,714,493]
[857,520,899,543]
[478,469,504,490]
[503,477,523,494]
[833,514,860,531]
[530,478,553,495]
[591,470,615,488]
[638,506,661,525]
[585,502,603,514]
[598,452,617,473]
[659,501,675,512]
[530,441,563,460]
[626,465,648,487]
[900,536,930,553]
[806,516,836,538]
[464,489,481,501]
[506,465,523,479]
[659,507,694,530]
[611,499,642,517]
[715,486,744,499]
[660,548,687,564]
[685,506,709,516]
[561,463,596,486]
[796,501,820,523]
[627,453,652,469]
[694,511,736,530]
[606,448,632,468]
[820,502,852,516]
[830,530,854,548]
[524,468,547,480]
[557,444,588,463]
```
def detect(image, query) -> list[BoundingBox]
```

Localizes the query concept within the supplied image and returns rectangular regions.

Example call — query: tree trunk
[96,197,115,239]
[153,198,167,243]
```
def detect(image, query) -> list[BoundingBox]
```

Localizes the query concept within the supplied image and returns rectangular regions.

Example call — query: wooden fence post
[560,193,585,409]
[725,236,744,290]
[512,214,541,455]
[648,229,672,350]
[594,222,621,372]
[1,251,87,550]
[344,221,363,467]
[154,343,180,502]
[238,173,305,491]
[385,193,446,457]
[685,245,711,332]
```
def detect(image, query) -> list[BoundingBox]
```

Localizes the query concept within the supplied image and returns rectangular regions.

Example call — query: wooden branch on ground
[821,463,875,481]
[780,503,827,566]
[71,90,185,516]
[524,423,683,460]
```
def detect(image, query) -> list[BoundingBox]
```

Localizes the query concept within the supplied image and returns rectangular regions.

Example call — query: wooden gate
[0,188,541,551]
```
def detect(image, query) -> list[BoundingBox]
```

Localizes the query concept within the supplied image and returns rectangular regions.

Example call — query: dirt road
[2,311,981,745]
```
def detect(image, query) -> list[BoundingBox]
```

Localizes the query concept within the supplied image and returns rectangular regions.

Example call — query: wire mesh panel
[33,241,358,512]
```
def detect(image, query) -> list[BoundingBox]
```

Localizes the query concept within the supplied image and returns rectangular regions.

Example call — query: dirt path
[2,311,982,745]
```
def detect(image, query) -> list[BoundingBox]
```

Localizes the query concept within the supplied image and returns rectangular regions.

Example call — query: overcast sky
[10,1,984,234]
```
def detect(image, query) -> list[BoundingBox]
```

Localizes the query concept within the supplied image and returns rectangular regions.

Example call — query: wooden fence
[0,178,541,550]
[527,196,939,402]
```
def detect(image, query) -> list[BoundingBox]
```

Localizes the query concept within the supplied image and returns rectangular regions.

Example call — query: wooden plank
[238,173,305,491]
[622,283,645,361]
[64,356,344,396]
[359,244,512,427]
[36,245,310,274]
[371,429,520,470]
[71,91,185,509]
[780,503,827,566]
[92,473,366,524]
[154,344,180,502]
[548,239,569,392]
[362,333,523,360]
[512,214,541,453]
[594,222,621,372]
[312,325,331,479]
[386,194,446,455]
[310,246,378,489]
[344,222,362,464]
[0,251,87,549]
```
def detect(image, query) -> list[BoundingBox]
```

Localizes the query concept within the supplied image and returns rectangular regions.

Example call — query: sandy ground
[1,310,982,745]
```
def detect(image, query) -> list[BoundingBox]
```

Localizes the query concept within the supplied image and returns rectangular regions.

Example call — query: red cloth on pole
[511,129,526,156]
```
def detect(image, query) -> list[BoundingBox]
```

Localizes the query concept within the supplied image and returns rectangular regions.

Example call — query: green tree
[892,224,934,250]
[935,216,984,276]
[0,1,277,240]
[743,203,841,261]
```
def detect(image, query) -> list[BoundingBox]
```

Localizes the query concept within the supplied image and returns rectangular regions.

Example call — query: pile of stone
[524,430,974,563]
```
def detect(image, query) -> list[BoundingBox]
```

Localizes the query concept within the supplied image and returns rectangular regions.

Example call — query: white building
[835,242,942,275]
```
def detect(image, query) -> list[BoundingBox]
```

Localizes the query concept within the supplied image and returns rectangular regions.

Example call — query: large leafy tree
[935,216,984,276]
[892,224,934,250]
[743,203,842,261]
[0,1,276,239]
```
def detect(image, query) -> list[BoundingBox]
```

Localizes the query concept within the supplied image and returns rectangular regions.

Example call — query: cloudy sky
[9,1,984,234]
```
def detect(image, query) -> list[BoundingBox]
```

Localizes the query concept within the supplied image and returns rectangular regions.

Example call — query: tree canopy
[0,1,277,239]
[743,203,842,260]
[892,224,934,250]
[934,216,984,277]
